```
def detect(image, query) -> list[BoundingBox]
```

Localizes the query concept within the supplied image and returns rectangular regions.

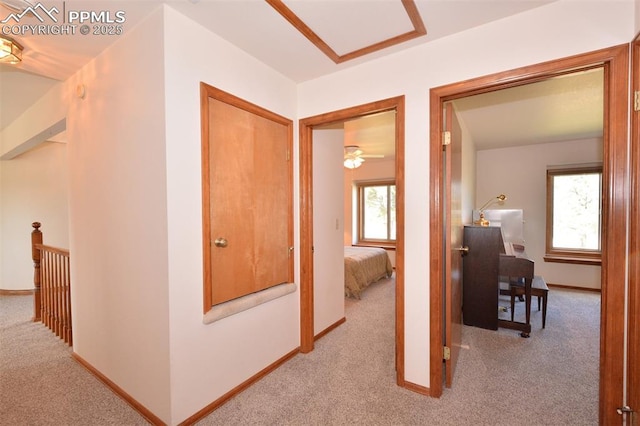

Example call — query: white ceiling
[0,0,602,152]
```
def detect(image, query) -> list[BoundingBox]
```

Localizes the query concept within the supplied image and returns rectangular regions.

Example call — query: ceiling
[0,0,602,153]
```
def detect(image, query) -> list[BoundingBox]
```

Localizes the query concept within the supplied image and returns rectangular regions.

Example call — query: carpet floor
[1,278,599,425]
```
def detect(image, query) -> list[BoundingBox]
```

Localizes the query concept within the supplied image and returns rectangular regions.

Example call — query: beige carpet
[1,279,599,425]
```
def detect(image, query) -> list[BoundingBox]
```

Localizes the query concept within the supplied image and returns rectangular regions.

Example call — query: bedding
[344,246,393,298]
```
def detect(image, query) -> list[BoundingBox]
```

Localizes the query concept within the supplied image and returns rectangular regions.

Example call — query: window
[357,180,396,246]
[545,165,602,265]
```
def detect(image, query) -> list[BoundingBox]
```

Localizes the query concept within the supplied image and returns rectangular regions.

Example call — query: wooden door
[444,102,463,387]
[202,85,293,309]
[627,36,640,425]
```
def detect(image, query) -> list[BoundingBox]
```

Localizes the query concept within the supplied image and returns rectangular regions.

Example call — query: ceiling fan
[344,145,384,169]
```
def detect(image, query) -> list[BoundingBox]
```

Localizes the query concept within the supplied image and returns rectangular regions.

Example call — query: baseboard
[0,289,34,296]
[71,353,166,425]
[179,348,300,425]
[547,283,601,293]
[314,317,346,342]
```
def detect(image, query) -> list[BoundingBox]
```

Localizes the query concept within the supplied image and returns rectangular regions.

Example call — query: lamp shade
[0,36,23,64]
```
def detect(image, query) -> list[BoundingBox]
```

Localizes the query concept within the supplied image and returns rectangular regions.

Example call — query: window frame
[356,179,396,248]
[545,164,602,265]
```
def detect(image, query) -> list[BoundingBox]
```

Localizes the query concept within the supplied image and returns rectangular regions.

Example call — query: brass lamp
[474,194,507,226]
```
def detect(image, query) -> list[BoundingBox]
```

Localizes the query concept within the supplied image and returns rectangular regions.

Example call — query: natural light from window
[546,165,602,264]
[552,173,601,250]
[358,181,396,244]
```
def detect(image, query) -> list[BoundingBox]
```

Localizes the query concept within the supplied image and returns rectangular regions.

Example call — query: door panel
[627,37,640,425]
[444,102,463,387]
[208,96,290,305]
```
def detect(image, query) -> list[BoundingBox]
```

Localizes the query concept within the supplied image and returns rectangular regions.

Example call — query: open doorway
[430,45,629,424]
[299,96,407,387]
[313,111,397,328]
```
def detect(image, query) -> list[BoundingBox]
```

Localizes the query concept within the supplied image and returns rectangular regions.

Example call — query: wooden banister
[31,222,72,346]
[31,222,42,322]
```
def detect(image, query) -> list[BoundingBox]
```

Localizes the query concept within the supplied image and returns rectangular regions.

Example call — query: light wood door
[204,90,292,307]
[444,102,463,388]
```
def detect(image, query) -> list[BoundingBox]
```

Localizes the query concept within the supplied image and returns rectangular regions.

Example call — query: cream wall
[65,7,172,421]
[298,0,633,388]
[476,138,603,290]
[0,82,69,292]
[0,142,69,291]
[313,129,345,335]
[161,7,299,424]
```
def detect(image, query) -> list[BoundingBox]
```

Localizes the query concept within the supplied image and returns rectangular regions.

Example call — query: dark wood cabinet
[462,226,505,330]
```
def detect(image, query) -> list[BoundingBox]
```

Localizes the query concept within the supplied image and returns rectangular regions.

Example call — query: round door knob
[214,237,228,248]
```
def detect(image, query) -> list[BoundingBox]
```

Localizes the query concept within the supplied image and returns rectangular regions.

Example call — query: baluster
[31,222,42,322]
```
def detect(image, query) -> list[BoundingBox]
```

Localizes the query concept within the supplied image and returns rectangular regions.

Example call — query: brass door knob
[454,246,469,255]
[214,237,228,248]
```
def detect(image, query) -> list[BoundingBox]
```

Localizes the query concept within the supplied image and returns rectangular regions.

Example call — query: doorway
[429,44,629,424]
[299,96,406,386]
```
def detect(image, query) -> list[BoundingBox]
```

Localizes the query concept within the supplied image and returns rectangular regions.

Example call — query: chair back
[499,255,534,285]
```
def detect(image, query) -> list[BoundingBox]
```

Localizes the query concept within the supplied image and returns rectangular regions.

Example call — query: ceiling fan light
[0,36,23,64]
[344,157,364,169]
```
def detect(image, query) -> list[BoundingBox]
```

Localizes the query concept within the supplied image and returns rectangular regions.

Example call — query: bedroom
[311,110,397,336]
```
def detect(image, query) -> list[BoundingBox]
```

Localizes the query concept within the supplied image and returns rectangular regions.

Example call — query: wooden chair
[500,276,549,328]
[506,275,549,328]
[498,255,534,337]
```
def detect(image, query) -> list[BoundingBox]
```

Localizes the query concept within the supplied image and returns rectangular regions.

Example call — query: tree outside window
[545,165,602,265]
[357,180,396,245]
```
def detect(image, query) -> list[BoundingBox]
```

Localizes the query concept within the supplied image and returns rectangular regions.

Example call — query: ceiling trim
[265,0,426,64]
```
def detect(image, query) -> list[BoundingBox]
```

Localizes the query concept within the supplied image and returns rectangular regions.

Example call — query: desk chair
[501,275,549,329]
[498,256,534,337]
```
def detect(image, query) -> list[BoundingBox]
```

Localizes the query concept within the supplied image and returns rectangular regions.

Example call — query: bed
[344,246,394,298]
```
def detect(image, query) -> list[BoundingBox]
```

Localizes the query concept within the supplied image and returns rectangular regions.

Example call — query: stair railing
[31,222,72,346]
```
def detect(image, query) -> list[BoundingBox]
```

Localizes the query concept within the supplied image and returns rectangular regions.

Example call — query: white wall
[476,138,603,290]
[65,6,172,421]
[297,0,633,389]
[458,109,477,226]
[313,129,345,334]
[0,142,69,291]
[161,6,299,424]
[0,81,69,292]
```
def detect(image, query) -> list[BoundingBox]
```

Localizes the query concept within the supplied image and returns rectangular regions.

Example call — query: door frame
[299,96,406,386]
[429,44,629,424]
[628,35,640,423]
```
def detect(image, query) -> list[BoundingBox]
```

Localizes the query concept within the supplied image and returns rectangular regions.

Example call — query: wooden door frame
[628,35,640,423]
[299,96,406,386]
[429,45,629,424]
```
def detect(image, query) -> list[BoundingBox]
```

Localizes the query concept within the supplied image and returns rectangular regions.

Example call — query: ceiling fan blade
[360,154,385,158]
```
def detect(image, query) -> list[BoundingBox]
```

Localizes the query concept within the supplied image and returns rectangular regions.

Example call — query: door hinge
[286,149,291,161]
[288,246,294,257]
[443,346,451,361]
[635,91,640,112]
[617,405,634,414]
[442,131,451,146]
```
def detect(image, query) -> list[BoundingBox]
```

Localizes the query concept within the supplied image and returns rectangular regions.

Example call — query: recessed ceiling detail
[265,0,426,64]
